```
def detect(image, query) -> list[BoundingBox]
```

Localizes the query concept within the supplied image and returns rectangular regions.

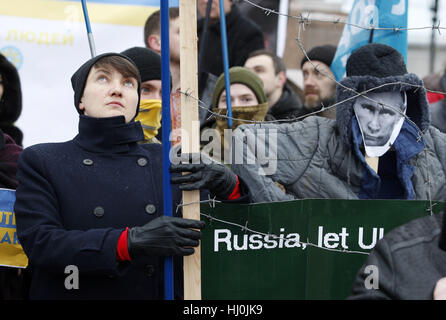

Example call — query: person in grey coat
[348,210,446,300]
[230,43,446,202]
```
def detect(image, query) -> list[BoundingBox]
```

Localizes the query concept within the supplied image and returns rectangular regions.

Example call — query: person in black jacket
[349,210,446,300]
[0,54,27,300]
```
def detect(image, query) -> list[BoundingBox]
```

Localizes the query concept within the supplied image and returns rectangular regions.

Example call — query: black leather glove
[170,153,238,199]
[127,216,205,258]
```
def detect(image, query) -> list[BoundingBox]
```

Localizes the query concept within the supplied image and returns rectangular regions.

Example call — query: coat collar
[73,115,144,153]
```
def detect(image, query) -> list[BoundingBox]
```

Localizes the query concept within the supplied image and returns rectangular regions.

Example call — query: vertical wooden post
[179,0,201,300]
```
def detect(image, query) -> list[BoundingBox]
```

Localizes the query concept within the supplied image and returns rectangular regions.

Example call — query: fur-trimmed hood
[335,73,430,149]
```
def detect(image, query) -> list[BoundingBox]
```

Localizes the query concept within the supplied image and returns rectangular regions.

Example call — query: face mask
[213,103,269,150]
[354,92,407,157]
[135,99,162,141]
[214,103,268,130]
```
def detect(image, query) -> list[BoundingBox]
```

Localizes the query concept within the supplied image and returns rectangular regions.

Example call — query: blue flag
[331,0,408,81]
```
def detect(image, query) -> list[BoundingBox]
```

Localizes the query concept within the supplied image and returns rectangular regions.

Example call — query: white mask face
[353,91,407,157]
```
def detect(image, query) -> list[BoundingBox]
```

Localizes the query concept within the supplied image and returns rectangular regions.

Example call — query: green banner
[201,199,443,300]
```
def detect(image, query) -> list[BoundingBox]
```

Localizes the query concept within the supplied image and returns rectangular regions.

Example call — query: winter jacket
[197,5,264,79]
[14,115,183,299]
[230,72,446,202]
[0,54,23,146]
[265,82,306,121]
[349,212,446,300]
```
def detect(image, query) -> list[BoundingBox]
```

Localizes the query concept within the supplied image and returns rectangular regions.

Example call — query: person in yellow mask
[121,47,165,143]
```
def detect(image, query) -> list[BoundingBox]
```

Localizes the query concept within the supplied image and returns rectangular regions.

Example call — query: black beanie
[121,47,161,83]
[71,52,141,116]
[346,43,407,78]
[300,44,337,68]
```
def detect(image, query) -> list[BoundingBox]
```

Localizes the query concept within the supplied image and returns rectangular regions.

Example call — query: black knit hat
[346,43,407,78]
[121,47,161,82]
[300,44,337,68]
[71,52,141,116]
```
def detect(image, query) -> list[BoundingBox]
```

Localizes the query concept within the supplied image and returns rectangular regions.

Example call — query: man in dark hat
[229,43,446,203]
[300,44,337,119]
[13,52,205,299]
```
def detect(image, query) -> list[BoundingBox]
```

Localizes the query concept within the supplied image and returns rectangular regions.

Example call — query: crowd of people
[2,0,446,300]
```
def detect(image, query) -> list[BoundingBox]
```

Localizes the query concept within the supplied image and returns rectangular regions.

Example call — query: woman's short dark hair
[93,55,139,82]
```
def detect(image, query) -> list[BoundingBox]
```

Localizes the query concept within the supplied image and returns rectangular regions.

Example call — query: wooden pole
[179,0,201,300]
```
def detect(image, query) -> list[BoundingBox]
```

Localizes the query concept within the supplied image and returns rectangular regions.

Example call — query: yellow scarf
[213,103,269,151]
[135,99,162,141]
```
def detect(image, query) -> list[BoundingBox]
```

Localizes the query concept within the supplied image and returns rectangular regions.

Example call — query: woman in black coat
[14,53,204,299]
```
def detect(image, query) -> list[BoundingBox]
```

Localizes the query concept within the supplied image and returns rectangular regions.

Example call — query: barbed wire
[176,0,439,219]
[242,0,444,35]
[176,199,369,255]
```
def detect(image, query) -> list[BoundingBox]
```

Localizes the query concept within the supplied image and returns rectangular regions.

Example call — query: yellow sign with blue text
[0,189,28,268]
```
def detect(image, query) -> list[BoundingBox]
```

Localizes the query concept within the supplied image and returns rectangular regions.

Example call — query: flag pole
[81,0,96,58]
[160,0,174,301]
[218,0,232,128]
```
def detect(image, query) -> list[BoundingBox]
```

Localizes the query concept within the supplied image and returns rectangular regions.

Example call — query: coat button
[145,204,156,214]
[145,264,155,278]
[93,206,104,218]
[83,159,93,166]
[137,157,148,167]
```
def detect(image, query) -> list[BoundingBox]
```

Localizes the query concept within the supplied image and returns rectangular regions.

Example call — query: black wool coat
[14,115,183,299]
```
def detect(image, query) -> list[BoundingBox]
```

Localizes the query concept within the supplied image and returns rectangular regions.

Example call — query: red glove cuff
[427,92,445,104]
[116,227,131,262]
[227,175,241,200]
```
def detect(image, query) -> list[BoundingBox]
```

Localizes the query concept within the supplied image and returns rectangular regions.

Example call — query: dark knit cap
[121,47,161,82]
[211,67,267,108]
[346,43,407,78]
[300,44,337,68]
[71,52,141,116]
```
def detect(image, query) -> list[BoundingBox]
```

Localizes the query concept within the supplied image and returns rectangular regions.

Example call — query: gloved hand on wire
[170,153,239,199]
[127,216,205,258]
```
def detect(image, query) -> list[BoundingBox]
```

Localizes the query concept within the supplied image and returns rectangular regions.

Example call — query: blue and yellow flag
[0,189,27,268]
[331,0,408,81]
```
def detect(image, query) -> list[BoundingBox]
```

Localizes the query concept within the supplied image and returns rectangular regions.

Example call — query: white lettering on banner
[214,228,305,252]
[5,29,73,46]
[213,226,385,253]
[358,227,384,249]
